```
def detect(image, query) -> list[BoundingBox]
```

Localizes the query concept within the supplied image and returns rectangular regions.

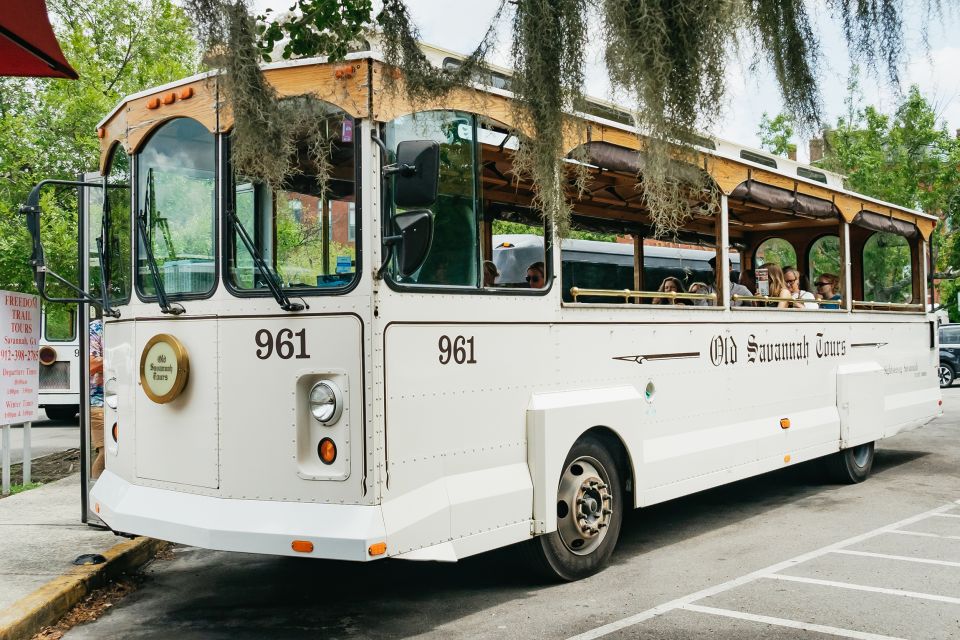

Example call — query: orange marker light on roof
[784,455,791,463]
[162,92,176,105]
[368,542,387,556]
[97,127,105,139]
[111,422,119,443]
[178,87,194,100]
[146,97,161,110]
[334,63,355,79]
[780,418,790,429]
[291,540,314,553]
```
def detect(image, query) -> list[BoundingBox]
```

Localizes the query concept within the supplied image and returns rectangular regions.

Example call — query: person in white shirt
[783,266,818,309]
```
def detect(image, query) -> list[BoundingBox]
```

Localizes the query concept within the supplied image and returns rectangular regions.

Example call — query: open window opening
[226,103,358,294]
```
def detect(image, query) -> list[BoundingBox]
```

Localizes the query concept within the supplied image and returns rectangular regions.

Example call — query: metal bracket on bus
[19,178,120,317]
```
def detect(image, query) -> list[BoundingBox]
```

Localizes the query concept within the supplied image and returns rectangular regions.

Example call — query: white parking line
[933,513,960,519]
[764,574,960,605]
[565,502,958,640]
[832,548,960,568]
[886,529,960,541]
[681,604,906,640]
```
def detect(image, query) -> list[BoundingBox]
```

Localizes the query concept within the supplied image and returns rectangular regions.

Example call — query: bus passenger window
[386,111,479,287]
[862,232,912,303]
[227,105,358,293]
[489,209,547,289]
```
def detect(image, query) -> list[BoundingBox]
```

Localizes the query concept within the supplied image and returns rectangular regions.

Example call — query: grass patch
[2,481,43,497]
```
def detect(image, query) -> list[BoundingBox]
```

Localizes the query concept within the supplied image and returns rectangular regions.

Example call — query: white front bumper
[91,471,387,561]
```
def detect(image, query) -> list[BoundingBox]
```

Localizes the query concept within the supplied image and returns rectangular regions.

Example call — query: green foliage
[258,0,372,62]
[756,238,796,269]
[0,0,197,296]
[758,112,797,157]
[817,83,960,312]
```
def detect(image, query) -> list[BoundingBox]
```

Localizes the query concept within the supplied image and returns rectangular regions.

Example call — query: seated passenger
[483,260,499,287]
[652,277,691,305]
[784,266,817,309]
[696,257,752,306]
[687,281,712,301]
[815,273,842,309]
[764,264,793,308]
[526,261,545,289]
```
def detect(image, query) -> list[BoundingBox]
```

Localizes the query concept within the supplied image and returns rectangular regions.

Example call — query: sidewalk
[0,475,161,640]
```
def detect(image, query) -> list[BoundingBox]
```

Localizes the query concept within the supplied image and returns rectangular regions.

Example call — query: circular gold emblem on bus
[139,334,189,404]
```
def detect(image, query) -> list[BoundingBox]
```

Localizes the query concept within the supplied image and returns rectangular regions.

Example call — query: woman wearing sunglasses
[526,262,546,288]
[815,273,841,309]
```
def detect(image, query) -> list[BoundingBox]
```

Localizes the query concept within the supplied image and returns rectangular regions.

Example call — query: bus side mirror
[390,210,434,277]
[392,140,439,208]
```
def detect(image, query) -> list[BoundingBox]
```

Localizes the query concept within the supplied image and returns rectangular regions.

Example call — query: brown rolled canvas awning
[729,180,839,219]
[851,209,919,239]
[0,0,78,79]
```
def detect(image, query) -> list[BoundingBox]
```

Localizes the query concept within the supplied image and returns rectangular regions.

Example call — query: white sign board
[0,291,40,423]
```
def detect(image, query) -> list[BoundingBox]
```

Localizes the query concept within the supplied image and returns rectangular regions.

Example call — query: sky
[255,1,960,161]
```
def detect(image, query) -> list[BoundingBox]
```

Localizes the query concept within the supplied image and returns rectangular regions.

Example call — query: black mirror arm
[19,179,119,315]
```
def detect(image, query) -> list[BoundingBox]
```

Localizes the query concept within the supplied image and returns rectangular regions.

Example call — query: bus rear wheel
[528,435,624,582]
[45,405,78,421]
[825,441,875,484]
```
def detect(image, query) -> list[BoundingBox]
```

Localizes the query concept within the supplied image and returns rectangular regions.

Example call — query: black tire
[525,434,624,582]
[825,441,875,484]
[45,405,79,421]
[938,362,955,388]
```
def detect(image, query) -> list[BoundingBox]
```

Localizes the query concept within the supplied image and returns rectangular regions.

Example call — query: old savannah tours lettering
[139,334,190,403]
[709,332,847,367]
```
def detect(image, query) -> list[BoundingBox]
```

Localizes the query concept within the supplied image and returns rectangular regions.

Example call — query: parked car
[939,324,960,388]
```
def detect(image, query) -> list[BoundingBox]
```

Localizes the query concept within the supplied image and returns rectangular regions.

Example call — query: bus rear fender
[527,386,642,535]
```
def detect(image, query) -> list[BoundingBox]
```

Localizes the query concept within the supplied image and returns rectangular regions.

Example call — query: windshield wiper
[228,209,304,312]
[136,168,184,315]
[95,179,120,318]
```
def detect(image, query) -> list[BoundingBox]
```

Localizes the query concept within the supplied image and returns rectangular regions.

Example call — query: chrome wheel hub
[852,443,871,467]
[556,457,613,555]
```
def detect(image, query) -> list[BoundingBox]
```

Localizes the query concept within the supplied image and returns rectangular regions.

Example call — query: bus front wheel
[528,435,624,582]
[826,441,875,484]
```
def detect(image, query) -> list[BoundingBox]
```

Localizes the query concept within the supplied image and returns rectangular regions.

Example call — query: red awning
[0,0,78,79]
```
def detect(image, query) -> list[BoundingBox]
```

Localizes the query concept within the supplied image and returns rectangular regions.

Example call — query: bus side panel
[103,320,136,480]
[381,323,543,556]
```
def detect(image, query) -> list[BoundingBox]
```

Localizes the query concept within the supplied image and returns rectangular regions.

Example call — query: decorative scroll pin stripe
[850,342,888,348]
[613,352,700,364]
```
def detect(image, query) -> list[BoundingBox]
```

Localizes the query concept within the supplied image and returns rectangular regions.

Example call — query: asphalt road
[2,409,78,465]
[67,392,960,640]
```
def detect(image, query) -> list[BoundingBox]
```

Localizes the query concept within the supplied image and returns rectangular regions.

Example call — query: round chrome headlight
[105,377,119,410]
[309,381,342,425]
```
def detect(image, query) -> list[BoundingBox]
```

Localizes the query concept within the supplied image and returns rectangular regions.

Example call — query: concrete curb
[0,537,167,640]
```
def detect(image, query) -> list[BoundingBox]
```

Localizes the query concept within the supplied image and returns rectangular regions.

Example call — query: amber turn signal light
[291,540,314,553]
[368,542,387,556]
[779,418,790,429]
[111,422,119,443]
[318,438,337,465]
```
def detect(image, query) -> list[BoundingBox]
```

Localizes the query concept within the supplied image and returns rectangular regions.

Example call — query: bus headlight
[105,378,118,410]
[309,381,342,425]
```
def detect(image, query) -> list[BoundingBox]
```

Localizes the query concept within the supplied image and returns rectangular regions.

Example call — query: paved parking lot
[575,501,960,639]
[66,391,960,639]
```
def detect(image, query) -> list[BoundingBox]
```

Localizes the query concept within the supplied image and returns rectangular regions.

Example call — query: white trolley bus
[37,303,80,421]
[22,46,941,580]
